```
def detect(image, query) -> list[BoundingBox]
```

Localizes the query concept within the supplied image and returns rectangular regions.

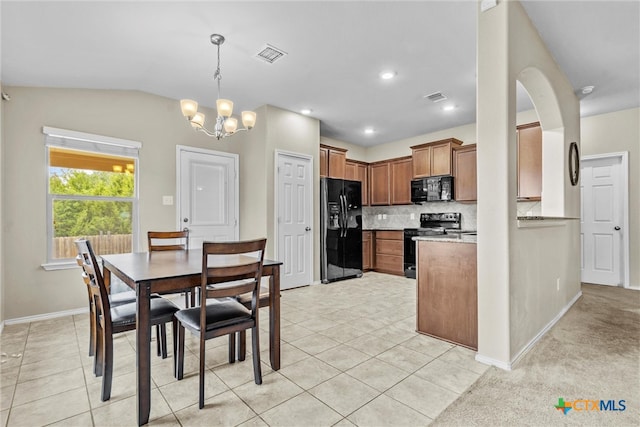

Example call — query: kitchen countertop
[517,216,580,220]
[413,234,477,243]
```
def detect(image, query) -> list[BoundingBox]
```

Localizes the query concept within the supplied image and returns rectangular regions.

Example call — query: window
[44,127,140,264]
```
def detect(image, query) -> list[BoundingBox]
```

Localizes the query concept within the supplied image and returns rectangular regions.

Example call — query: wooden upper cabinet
[412,145,432,177]
[319,146,328,177]
[453,144,477,202]
[369,161,390,205]
[411,138,463,178]
[517,122,542,200]
[345,159,369,206]
[319,144,347,179]
[390,157,413,205]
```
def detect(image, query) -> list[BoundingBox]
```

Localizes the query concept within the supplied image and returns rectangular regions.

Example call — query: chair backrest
[148,230,189,251]
[75,239,112,325]
[200,239,267,306]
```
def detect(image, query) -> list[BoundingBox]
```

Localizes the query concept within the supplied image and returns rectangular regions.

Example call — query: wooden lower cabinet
[362,231,373,271]
[374,230,404,276]
[416,240,477,350]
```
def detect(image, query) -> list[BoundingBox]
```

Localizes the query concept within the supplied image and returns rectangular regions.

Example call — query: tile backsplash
[363,202,477,230]
[362,200,542,230]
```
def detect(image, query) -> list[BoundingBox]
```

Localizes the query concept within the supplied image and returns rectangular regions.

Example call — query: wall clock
[569,142,579,186]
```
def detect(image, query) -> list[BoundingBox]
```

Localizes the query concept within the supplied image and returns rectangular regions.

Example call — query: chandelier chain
[214,42,222,99]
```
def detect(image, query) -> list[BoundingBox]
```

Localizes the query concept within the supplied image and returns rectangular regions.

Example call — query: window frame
[42,127,141,269]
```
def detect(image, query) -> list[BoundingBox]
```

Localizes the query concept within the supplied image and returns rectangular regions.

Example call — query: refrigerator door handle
[338,194,343,237]
[343,195,349,237]
[340,194,347,238]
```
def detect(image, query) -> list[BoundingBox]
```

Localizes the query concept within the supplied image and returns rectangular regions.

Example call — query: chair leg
[172,318,178,378]
[228,333,236,364]
[89,304,96,357]
[94,322,104,377]
[176,324,185,380]
[156,324,161,357]
[199,335,206,409]
[251,326,262,385]
[160,324,168,359]
[101,330,114,401]
[237,330,247,361]
[189,287,196,308]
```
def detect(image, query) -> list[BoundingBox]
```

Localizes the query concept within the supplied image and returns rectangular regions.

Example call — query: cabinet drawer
[375,230,403,240]
[375,254,403,274]
[376,239,403,256]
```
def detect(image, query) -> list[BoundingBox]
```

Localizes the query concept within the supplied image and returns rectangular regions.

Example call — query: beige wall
[581,108,639,288]
[1,86,320,320]
[477,0,581,367]
[0,81,4,327]
[263,105,321,281]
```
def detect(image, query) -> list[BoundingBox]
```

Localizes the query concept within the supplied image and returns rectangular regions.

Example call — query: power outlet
[556,278,560,291]
[377,214,382,220]
[410,213,415,220]
[382,214,387,220]
[162,195,174,206]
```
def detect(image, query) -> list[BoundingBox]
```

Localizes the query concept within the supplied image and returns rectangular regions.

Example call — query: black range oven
[404,212,461,278]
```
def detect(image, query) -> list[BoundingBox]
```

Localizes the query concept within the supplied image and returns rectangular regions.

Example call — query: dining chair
[236,282,271,361]
[74,256,168,360]
[75,239,180,402]
[175,238,267,409]
[148,230,194,308]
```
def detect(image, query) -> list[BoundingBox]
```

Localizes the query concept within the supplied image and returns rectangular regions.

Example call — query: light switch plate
[162,196,174,206]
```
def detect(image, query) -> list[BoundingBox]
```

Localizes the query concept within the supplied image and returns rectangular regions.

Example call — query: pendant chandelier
[180,34,256,139]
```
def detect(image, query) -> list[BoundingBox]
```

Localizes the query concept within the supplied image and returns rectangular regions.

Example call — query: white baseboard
[475,290,582,371]
[475,353,513,370]
[4,307,88,326]
[510,290,582,368]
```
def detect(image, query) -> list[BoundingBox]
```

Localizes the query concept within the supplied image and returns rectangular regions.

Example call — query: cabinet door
[356,163,369,206]
[517,123,542,200]
[453,145,477,202]
[390,158,412,205]
[431,143,452,176]
[328,150,346,179]
[362,231,372,270]
[344,160,357,180]
[319,146,328,177]
[412,146,431,178]
[370,162,390,205]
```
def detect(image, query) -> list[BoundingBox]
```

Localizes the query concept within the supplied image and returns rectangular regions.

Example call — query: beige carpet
[433,283,640,426]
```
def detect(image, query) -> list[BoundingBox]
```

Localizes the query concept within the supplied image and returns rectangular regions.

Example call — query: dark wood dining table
[101,249,282,426]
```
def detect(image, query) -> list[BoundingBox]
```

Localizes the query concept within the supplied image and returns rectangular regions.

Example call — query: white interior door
[580,155,625,286]
[177,146,239,248]
[276,151,313,290]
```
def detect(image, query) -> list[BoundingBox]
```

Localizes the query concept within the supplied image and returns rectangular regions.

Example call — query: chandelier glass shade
[180,34,256,139]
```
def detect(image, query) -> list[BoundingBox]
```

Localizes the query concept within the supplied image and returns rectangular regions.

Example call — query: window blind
[43,126,141,158]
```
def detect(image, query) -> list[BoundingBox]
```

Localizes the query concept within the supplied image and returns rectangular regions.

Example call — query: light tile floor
[0,272,489,426]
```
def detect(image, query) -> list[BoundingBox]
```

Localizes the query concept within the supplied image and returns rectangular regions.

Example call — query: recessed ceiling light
[300,108,312,115]
[380,71,396,80]
[364,128,375,135]
[443,105,455,112]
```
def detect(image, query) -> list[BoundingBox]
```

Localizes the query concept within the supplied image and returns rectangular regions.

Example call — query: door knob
[614,226,621,231]
[183,218,189,223]
[305,227,311,231]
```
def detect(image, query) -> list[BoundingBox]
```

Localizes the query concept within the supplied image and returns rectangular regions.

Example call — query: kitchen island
[415,235,477,349]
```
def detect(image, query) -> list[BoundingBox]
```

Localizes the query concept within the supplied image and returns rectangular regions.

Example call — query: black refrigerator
[320,177,363,283]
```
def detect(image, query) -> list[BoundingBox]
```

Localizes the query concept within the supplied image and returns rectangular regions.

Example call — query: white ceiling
[1,1,638,146]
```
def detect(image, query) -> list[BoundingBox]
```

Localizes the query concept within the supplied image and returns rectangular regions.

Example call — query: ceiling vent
[256,44,287,64]
[424,92,447,103]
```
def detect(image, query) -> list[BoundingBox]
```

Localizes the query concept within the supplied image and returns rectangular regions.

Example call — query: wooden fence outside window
[54,234,132,259]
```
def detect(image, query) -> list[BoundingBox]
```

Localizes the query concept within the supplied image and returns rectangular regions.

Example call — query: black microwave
[411,176,454,203]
